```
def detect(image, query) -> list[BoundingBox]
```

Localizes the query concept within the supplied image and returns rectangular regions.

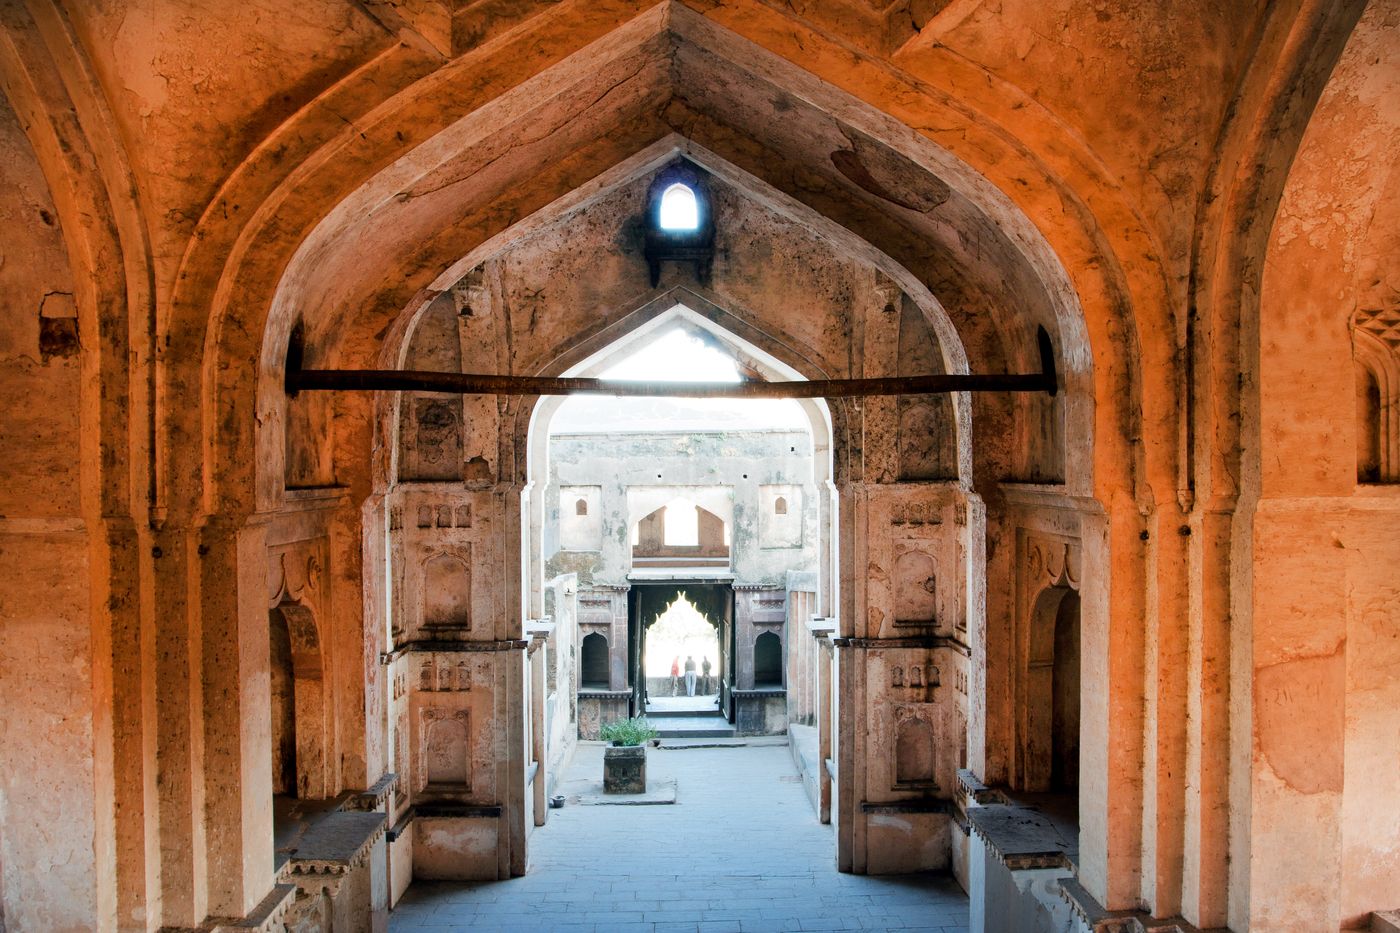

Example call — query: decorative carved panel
[407,398,464,481]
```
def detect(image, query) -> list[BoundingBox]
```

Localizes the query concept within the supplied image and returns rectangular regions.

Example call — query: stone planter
[603,744,647,794]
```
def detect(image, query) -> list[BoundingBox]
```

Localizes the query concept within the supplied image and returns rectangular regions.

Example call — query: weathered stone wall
[544,429,818,586]
[1,2,1396,930]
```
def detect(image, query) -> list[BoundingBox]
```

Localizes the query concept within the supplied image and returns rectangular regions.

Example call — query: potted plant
[599,716,659,794]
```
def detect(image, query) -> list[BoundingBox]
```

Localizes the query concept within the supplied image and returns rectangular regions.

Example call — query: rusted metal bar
[287,329,1057,398]
[289,368,1053,398]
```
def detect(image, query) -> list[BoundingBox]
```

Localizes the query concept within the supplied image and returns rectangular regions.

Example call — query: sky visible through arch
[550,327,809,434]
[643,595,720,679]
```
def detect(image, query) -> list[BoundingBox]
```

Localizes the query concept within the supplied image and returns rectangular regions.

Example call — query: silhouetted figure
[701,656,712,694]
[670,656,680,696]
[684,655,697,696]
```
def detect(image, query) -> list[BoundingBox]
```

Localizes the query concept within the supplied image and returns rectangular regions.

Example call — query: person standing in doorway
[701,656,712,694]
[684,655,697,696]
[670,656,680,696]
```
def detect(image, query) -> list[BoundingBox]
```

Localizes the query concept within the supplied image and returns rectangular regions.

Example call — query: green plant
[598,715,659,747]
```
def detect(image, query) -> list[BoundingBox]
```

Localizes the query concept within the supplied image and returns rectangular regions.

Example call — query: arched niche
[1353,327,1399,483]
[580,632,610,689]
[422,553,471,630]
[753,631,783,687]
[422,713,471,790]
[893,550,937,626]
[1022,586,1080,794]
[267,602,329,799]
[894,711,937,788]
[395,299,467,483]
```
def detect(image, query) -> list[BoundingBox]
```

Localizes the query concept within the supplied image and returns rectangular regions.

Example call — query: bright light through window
[662,498,699,546]
[550,318,811,434]
[658,183,699,231]
[602,329,740,383]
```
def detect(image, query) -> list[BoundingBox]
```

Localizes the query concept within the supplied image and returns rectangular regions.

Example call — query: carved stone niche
[893,548,937,627]
[417,707,471,794]
[893,704,938,790]
[421,550,471,631]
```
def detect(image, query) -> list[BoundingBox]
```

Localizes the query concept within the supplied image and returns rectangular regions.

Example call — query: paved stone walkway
[391,742,970,932]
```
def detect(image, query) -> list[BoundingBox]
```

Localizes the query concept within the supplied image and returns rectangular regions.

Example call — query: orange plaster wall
[1252,4,1400,927]
[0,91,101,931]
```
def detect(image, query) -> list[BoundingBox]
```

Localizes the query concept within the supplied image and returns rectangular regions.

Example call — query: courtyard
[391,743,970,932]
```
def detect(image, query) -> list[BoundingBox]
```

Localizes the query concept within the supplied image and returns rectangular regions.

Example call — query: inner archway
[529,305,832,751]
[359,120,1071,908]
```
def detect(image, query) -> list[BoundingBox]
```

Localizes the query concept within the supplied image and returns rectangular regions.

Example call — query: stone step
[648,715,736,738]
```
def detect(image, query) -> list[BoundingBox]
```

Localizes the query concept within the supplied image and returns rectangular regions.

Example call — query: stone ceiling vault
[238,4,1106,510]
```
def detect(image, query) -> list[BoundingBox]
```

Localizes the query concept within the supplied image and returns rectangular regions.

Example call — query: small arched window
[659,183,699,231]
[575,498,589,516]
[773,496,787,516]
[580,632,609,688]
[1358,363,1382,483]
[754,631,782,686]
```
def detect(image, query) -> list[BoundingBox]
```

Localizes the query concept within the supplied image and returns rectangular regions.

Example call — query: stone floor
[646,694,722,713]
[390,742,970,932]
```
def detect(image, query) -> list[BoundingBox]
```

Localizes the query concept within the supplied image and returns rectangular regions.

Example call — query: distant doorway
[630,583,731,717]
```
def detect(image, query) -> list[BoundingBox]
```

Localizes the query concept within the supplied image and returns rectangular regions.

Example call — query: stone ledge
[412,802,503,819]
[386,809,414,842]
[967,804,1075,870]
[832,635,971,655]
[196,883,297,932]
[1375,910,1400,933]
[1058,877,1145,933]
[342,772,398,811]
[955,768,1005,805]
[286,810,387,876]
[860,798,950,814]
[380,638,528,662]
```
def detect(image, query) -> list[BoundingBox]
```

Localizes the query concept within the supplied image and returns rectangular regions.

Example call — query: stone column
[198,516,275,918]
[527,626,550,826]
